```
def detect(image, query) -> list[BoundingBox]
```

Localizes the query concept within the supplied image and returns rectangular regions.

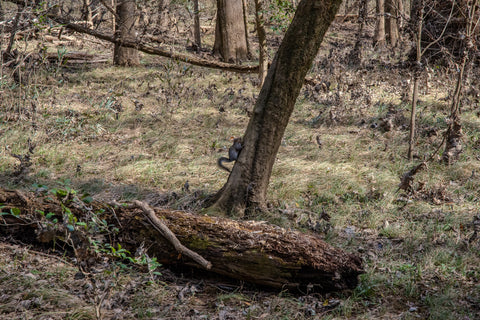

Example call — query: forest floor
[1,6,480,319]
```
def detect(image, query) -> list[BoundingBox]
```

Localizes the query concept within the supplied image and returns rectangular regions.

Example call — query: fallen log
[0,188,362,292]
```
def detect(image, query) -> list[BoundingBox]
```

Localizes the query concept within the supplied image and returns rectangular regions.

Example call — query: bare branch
[46,14,258,74]
[133,200,212,270]
[98,0,119,21]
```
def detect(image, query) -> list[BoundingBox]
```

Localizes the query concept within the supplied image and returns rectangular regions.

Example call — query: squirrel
[217,137,243,172]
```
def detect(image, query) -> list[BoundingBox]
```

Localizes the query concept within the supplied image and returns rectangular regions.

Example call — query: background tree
[348,0,369,64]
[0,1,4,21]
[407,0,423,161]
[209,0,343,216]
[81,0,92,25]
[157,0,170,29]
[405,0,479,162]
[113,0,139,66]
[442,2,479,164]
[242,0,250,57]
[213,0,248,62]
[385,0,399,46]
[374,0,386,47]
[254,0,268,86]
[193,0,201,51]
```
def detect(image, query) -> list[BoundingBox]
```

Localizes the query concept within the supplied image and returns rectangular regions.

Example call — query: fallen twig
[132,200,212,270]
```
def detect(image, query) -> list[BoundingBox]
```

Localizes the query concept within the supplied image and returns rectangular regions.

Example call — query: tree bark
[408,5,422,161]
[5,5,21,56]
[385,0,399,47]
[81,0,93,25]
[397,0,404,29]
[0,188,363,292]
[348,0,368,64]
[374,0,385,48]
[408,75,419,161]
[193,0,201,51]
[214,0,248,62]
[157,0,170,29]
[0,1,4,21]
[111,0,116,31]
[409,0,421,35]
[254,0,268,86]
[209,0,343,216]
[242,0,250,57]
[443,51,467,165]
[113,0,139,66]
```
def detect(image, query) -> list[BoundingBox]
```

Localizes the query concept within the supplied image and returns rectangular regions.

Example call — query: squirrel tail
[217,157,232,172]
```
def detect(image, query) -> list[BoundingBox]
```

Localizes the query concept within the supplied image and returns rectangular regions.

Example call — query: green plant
[268,0,295,32]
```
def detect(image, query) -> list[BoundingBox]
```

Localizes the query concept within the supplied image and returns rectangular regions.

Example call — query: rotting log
[0,188,363,292]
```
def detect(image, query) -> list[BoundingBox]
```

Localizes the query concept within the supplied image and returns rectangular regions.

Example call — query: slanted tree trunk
[374,0,386,48]
[214,0,248,62]
[254,0,268,86]
[442,1,479,164]
[385,0,399,46]
[209,0,343,216]
[113,0,139,66]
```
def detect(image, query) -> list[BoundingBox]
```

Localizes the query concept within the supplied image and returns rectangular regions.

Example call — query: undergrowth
[0,5,479,319]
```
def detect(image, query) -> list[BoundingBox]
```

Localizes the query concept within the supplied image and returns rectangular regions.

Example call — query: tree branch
[132,200,212,270]
[98,0,119,21]
[46,14,258,74]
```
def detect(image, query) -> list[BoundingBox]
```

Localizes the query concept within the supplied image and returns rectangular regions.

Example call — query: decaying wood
[0,188,363,292]
[132,200,212,270]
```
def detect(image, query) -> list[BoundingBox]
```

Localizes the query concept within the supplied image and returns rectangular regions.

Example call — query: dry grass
[1,4,480,318]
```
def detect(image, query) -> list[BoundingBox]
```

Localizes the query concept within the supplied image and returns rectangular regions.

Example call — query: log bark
[0,188,362,292]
